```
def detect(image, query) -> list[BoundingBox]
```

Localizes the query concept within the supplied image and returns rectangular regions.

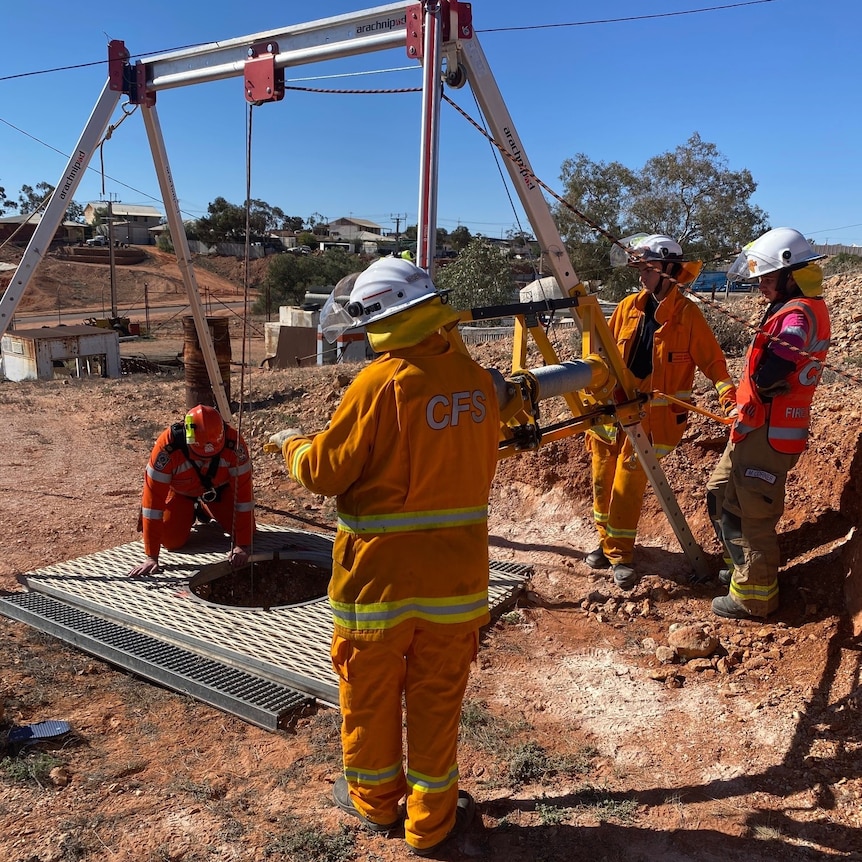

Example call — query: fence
[812,244,862,258]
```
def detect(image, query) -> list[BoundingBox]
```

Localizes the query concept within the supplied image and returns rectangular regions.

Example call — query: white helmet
[318,258,444,343]
[347,258,442,325]
[610,233,683,268]
[727,227,825,282]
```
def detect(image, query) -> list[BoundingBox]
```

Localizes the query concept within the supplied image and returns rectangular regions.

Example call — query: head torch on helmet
[319,258,446,343]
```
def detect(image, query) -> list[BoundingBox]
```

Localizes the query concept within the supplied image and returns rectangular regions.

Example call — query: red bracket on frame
[405,1,473,61]
[245,41,285,105]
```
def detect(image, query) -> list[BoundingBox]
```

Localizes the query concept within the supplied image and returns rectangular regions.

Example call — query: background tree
[195,197,281,244]
[448,225,473,253]
[435,237,516,323]
[0,181,10,214]
[555,133,769,298]
[297,231,317,248]
[257,249,362,315]
[282,215,306,232]
[17,181,55,214]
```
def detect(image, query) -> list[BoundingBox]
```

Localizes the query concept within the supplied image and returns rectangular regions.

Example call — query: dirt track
[1,249,861,861]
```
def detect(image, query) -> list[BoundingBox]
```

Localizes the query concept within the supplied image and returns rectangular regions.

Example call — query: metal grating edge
[0,591,311,731]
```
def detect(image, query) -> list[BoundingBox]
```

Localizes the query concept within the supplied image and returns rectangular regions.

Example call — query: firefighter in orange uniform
[708,228,830,619]
[269,258,500,856]
[585,234,737,589]
[129,404,255,577]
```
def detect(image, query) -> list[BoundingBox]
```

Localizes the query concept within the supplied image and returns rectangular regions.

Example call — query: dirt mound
[0,245,253,313]
[1,263,861,861]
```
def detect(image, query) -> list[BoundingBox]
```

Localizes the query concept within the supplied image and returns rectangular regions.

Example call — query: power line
[0,2,778,84]
[477,0,778,33]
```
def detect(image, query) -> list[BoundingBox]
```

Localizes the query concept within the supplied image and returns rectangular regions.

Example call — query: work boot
[718,568,733,586]
[612,564,638,590]
[711,594,755,620]
[409,790,475,857]
[332,776,402,834]
[194,502,213,525]
[584,547,611,570]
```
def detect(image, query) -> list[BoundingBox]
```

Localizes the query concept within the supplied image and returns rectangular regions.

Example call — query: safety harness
[167,420,233,502]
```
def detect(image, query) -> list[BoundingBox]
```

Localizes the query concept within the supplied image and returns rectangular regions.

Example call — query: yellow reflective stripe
[289,442,312,482]
[330,591,488,631]
[730,580,778,603]
[715,379,734,396]
[344,761,403,787]
[337,506,488,534]
[591,424,617,443]
[593,508,609,525]
[407,763,459,794]
[654,443,674,458]
[606,525,637,540]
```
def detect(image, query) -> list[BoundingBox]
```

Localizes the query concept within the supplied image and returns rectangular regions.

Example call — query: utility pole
[391,212,408,255]
[107,194,118,318]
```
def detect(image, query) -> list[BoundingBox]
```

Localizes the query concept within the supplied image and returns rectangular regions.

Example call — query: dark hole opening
[191,555,330,609]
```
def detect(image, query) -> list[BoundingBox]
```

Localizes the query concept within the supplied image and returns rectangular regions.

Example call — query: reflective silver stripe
[230,460,252,477]
[235,500,255,512]
[769,427,806,439]
[734,420,757,435]
[344,761,403,786]
[337,506,488,534]
[141,507,163,520]
[146,464,171,483]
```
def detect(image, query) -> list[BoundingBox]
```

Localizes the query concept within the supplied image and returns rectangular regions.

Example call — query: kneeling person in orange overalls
[129,404,255,577]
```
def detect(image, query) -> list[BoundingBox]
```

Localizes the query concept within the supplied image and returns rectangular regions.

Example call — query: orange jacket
[141,422,254,557]
[732,296,830,453]
[283,333,500,641]
[592,285,736,457]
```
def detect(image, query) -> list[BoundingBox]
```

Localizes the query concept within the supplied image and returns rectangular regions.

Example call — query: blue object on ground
[7,720,71,744]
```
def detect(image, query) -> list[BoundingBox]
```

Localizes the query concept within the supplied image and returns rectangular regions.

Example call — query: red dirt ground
[1,248,861,862]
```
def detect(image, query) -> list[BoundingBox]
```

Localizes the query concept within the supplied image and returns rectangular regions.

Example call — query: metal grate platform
[2,524,529,719]
[0,591,310,730]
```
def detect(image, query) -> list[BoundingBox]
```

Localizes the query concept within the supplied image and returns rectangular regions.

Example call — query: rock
[641,637,657,651]
[650,586,672,603]
[685,658,714,672]
[667,625,719,659]
[49,766,71,787]
[655,646,677,664]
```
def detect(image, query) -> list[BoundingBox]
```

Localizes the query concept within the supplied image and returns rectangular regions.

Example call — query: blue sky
[2,0,860,247]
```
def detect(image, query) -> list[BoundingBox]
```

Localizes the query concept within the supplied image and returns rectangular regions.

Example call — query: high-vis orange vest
[732,297,830,454]
[141,423,254,556]
[284,334,501,640]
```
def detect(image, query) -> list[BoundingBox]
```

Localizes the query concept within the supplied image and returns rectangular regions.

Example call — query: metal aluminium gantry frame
[0,2,709,578]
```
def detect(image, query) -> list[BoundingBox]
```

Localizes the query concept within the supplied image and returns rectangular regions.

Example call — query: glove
[128,556,160,577]
[263,428,303,454]
[228,546,250,569]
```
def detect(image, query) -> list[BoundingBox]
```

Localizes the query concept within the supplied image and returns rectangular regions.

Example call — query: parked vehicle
[86,235,109,247]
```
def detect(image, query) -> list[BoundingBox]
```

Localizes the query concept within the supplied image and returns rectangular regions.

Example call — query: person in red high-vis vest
[707,228,830,619]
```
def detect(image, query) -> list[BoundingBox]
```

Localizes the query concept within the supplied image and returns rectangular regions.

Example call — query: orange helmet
[184,405,225,457]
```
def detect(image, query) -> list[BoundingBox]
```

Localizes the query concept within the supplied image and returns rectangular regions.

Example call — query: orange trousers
[160,487,250,550]
[587,432,649,566]
[331,623,478,852]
